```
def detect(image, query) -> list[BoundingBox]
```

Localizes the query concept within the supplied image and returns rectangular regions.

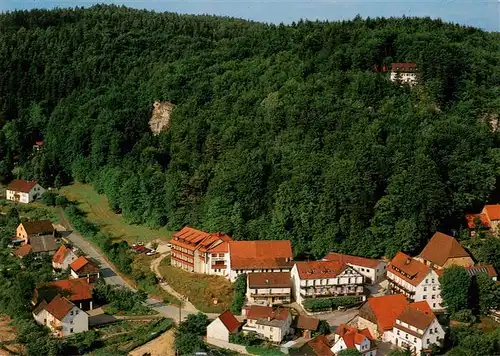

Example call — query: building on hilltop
[387,252,443,311]
[466,204,500,235]
[322,252,387,284]
[291,260,365,308]
[390,62,418,86]
[416,232,474,269]
[246,272,292,306]
[6,180,45,203]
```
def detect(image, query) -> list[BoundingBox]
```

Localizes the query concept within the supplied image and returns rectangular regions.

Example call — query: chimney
[405,258,411,265]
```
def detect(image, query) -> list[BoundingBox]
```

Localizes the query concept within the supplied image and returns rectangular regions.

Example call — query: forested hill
[1,6,500,259]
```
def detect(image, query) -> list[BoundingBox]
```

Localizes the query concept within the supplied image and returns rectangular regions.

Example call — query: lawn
[59,183,172,244]
[0,199,59,222]
[158,257,235,313]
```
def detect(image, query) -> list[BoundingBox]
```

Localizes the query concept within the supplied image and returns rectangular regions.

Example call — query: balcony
[211,264,227,269]
[300,287,363,299]
[387,276,416,296]
[250,292,290,298]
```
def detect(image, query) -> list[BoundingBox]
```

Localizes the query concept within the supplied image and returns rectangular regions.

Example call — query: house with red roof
[33,277,94,311]
[227,240,294,282]
[391,302,444,354]
[15,220,55,245]
[294,315,320,339]
[6,179,45,203]
[291,260,365,308]
[52,245,78,271]
[242,305,292,343]
[416,232,474,269]
[465,265,498,281]
[169,226,232,275]
[387,252,443,311]
[70,256,100,283]
[33,294,88,337]
[331,324,377,356]
[290,334,335,356]
[466,204,500,235]
[246,272,292,306]
[322,252,387,284]
[206,310,241,342]
[390,62,418,86]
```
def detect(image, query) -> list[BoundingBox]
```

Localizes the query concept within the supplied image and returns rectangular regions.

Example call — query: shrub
[40,191,57,206]
[303,296,360,312]
[451,309,477,324]
[55,195,69,207]
[230,274,247,314]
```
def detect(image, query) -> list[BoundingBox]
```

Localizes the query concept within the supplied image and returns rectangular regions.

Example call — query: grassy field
[59,183,172,244]
[159,257,234,313]
[0,199,59,223]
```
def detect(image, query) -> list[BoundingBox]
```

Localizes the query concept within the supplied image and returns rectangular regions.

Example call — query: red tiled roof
[70,256,98,273]
[396,304,435,330]
[410,301,433,314]
[465,213,491,229]
[336,324,373,341]
[295,260,348,280]
[418,232,471,267]
[322,252,383,269]
[6,180,38,193]
[246,306,289,321]
[172,226,232,253]
[466,265,498,279]
[217,310,240,333]
[388,252,431,286]
[483,205,500,221]
[38,278,93,301]
[296,315,320,331]
[365,294,409,331]
[229,240,293,270]
[14,244,32,257]
[53,245,70,264]
[247,272,291,289]
[44,294,75,321]
[391,62,417,71]
[209,241,229,253]
[307,335,334,356]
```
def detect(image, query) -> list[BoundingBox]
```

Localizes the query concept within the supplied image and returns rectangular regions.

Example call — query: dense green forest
[1,5,500,258]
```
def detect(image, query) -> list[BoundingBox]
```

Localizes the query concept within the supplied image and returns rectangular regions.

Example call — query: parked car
[166,243,172,248]
[146,250,157,256]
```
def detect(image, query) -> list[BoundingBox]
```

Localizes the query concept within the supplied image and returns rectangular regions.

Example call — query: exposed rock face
[483,113,499,132]
[149,101,174,135]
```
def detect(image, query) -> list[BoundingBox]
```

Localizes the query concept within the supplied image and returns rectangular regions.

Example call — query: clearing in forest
[59,183,172,244]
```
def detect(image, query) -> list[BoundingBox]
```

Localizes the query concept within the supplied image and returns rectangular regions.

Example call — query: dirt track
[128,329,175,356]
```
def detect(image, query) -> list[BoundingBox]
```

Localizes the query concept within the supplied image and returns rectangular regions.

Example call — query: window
[397,330,400,335]
[425,279,428,283]
[70,328,74,333]
[433,303,436,308]
[432,286,436,291]
[70,311,74,316]
[423,287,427,291]
[426,338,430,345]
[431,278,435,283]
[405,334,408,339]
[414,337,417,342]
[430,329,433,334]
[70,320,73,325]
[432,295,435,299]
[434,328,438,333]
[423,295,427,299]
[76,310,79,315]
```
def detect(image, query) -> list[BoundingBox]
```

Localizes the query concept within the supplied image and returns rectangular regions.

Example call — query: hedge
[230,274,247,314]
[303,295,361,311]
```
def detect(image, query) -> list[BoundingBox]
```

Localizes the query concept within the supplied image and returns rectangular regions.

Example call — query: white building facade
[6,180,45,204]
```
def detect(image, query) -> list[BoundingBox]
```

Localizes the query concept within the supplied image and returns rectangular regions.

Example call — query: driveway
[315,309,359,328]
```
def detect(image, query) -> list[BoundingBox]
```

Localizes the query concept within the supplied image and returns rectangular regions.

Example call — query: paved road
[315,308,359,328]
[60,223,207,321]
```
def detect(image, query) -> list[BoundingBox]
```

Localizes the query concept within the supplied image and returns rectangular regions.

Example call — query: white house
[247,272,292,306]
[390,62,418,86]
[291,260,365,308]
[52,245,78,271]
[33,294,88,337]
[207,310,241,342]
[391,302,445,354]
[331,324,377,356]
[387,252,443,311]
[322,252,387,284]
[6,180,45,204]
[242,306,292,343]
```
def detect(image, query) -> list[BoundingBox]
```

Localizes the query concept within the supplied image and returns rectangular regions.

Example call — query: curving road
[58,210,209,321]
